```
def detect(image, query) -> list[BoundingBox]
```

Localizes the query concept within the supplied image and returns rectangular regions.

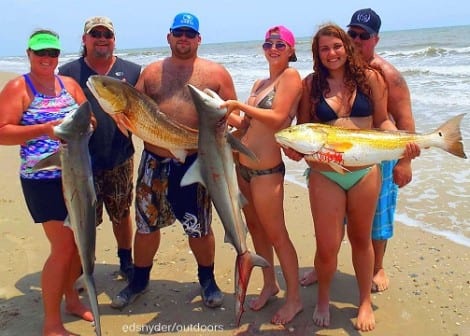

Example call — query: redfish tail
[434,113,467,159]
[234,251,270,326]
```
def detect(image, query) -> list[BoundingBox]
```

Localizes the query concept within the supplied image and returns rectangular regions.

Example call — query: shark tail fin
[234,251,270,326]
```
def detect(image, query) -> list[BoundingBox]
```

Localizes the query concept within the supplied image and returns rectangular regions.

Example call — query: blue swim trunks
[135,150,212,237]
[372,160,398,240]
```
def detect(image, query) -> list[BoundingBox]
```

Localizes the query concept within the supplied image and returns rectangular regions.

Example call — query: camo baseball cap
[84,16,114,34]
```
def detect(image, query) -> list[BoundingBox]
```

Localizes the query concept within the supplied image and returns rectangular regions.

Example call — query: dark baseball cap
[348,8,381,35]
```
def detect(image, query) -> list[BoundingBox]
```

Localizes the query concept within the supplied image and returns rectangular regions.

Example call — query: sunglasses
[262,41,287,51]
[347,30,374,41]
[171,29,198,39]
[32,49,60,58]
[89,30,114,39]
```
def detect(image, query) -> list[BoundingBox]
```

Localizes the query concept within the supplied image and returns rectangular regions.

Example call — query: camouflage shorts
[93,157,133,225]
[135,150,211,237]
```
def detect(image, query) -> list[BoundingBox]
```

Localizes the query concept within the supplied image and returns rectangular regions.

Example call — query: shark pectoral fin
[227,133,258,162]
[180,158,206,188]
[31,151,62,171]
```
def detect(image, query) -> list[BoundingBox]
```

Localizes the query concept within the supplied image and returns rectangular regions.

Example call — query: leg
[102,158,135,280]
[371,160,398,292]
[188,229,224,308]
[42,220,90,335]
[63,246,93,322]
[113,214,134,280]
[111,230,160,309]
[249,172,303,324]
[347,165,381,332]
[237,172,279,312]
[309,171,346,328]
[372,239,389,292]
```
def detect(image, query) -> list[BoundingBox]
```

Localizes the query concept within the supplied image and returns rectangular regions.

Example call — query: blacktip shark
[182,84,270,325]
[33,101,101,335]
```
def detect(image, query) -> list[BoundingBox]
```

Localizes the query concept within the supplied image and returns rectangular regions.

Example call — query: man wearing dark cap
[111,12,237,310]
[59,16,141,282]
[300,8,417,293]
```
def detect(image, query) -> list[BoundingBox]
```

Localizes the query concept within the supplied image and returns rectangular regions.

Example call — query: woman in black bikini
[284,23,419,332]
[222,25,303,325]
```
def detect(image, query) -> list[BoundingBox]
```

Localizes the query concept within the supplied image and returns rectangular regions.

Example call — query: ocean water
[1,25,468,246]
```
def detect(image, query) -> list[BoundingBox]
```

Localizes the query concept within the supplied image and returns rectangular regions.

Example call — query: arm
[282,74,313,161]
[383,62,417,187]
[222,68,302,130]
[369,68,420,178]
[0,77,57,145]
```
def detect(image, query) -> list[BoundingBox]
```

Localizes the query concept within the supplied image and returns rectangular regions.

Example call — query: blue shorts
[20,177,67,223]
[135,150,212,237]
[372,160,398,240]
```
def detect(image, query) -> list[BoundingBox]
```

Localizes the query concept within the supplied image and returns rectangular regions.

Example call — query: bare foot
[65,302,94,322]
[249,285,279,311]
[271,300,303,325]
[355,303,375,332]
[372,268,389,292]
[299,269,318,286]
[312,303,330,328]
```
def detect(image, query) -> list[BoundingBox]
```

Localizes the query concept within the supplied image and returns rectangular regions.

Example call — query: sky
[1,0,469,57]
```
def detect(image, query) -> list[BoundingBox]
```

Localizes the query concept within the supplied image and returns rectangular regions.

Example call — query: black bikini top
[316,90,372,122]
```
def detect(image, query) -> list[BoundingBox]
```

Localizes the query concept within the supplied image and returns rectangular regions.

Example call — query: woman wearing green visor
[0,30,91,335]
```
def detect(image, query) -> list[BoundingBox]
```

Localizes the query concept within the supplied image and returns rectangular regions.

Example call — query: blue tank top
[20,74,79,179]
[316,90,372,122]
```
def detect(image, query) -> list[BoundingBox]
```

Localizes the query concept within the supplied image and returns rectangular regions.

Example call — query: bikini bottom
[319,167,372,191]
[238,162,285,183]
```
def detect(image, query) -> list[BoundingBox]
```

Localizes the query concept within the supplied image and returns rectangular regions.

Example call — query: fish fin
[169,149,188,163]
[82,274,102,336]
[180,158,206,188]
[31,151,61,171]
[432,113,467,159]
[227,133,258,162]
[327,141,354,152]
[64,215,72,228]
[112,114,132,138]
[203,88,225,104]
[235,251,270,326]
[328,162,351,174]
[239,192,248,208]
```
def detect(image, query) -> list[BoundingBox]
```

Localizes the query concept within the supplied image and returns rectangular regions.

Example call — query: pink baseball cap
[264,25,297,62]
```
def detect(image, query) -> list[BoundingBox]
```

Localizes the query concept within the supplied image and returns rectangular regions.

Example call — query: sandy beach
[0,71,469,336]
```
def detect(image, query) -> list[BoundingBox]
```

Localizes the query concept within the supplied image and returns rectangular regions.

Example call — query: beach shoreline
[0,71,469,335]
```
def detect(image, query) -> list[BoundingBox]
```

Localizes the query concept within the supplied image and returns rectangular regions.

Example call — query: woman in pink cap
[223,25,303,325]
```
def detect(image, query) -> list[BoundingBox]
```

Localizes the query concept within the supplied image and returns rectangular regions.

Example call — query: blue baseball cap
[170,12,199,32]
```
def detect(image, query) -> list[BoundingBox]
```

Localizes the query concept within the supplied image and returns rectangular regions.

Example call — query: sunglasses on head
[89,30,114,39]
[32,49,60,58]
[171,29,198,39]
[262,41,287,51]
[347,30,374,41]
